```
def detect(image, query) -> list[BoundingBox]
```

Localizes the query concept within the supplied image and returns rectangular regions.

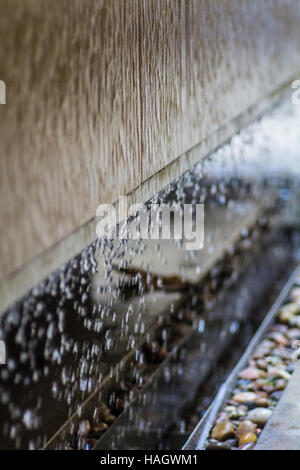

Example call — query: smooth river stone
[239,442,256,450]
[236,420,257,439]
[255,397,269,407]
[233,392,257,403]
[267,332,288,346]
[247,407,272,426]
[286,328,300,339]
[206,442,232,450]
[256,359,268,371]
[268,368,291,381]
[290,287,300,300]
[238,432,257,447]
[211,421,235,441]
[289,316,300,328]
[239,367,260,380]
[215,411,229,424]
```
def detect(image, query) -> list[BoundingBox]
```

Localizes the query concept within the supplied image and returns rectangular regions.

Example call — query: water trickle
[0,96,300,449]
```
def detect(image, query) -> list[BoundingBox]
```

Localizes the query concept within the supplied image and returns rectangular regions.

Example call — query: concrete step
[256,363,300,450]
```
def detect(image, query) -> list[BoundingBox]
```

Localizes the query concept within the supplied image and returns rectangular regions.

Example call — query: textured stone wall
[0,0,300,280]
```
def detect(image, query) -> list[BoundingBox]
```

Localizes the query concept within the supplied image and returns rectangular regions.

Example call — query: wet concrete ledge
[256,363,300,450]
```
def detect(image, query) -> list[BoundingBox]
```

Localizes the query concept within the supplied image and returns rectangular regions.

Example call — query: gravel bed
[206,272,300,450]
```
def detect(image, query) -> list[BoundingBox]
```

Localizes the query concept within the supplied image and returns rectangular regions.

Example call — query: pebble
[224,406,246,419]
[272,349,290,360]
[253,347,270,359]
[268,332,288,346]
[248,359,257,367]
[278,310,294,323]
[237,379,252,390]
[256,359,268,371]
[239,442,256,450]
[233,392,257,403]
[227,398,239,406]
[78,419,91,437]
[268,368,291,381]
[256,390,268,398]
[270,391,283,401]
[255,397,269,407]
[265,355,283,366]
[211,421,235,441]
[224,405,236,413]
[206,442,232,450]
[258,370,268,378]
[239,368,260,380]
[289,316,300,328]
[93,422,108,433]
[238,432,257,447]
[256,382,273,394]
[104,414,116,424]
[247,408,272,426]
[238,405,248,411]
[272,324,288,333]
[286,328,300,339]
[236,420,257,439]
[286,364,295,373]
[273,379,286,391]
[261,339,275,349]
[225,439,238,447]
[290,287,300,301]
[215,412,229,424]
[281,303,299,315]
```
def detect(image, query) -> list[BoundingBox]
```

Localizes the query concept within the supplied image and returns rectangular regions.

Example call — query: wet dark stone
[206,442,232,450]
[239,442,256,450]
[286,364,295,373]
[104,414,116,424]
[245,402,257,410]
[225,438,238,447]
[93,422,108,433]
[270,390,283,401]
